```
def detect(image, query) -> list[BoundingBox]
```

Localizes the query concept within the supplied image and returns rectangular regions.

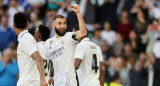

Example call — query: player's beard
[55,27,66,36]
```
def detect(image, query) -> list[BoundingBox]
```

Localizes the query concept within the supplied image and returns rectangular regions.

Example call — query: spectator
[113,32,124,56]
[48,0,65,10]
[0,15,17,52]
[117,9,133,41]
[139,52,147,63]
[80,0,96,31]
[91,28,103,47]
[108,72,123,86]
[99,0,118,30]
[28,11,43,35]
[44,9,57,37]
[147,52,160,86]
[129,60,148,86]
[128,30,144,54]
[8,0,24,28]
[101,22,116,46]
[101,41,115,61]
[28,0,46,18]
[123,42,138,63]
[0,48,19,86]
[142,19,159,54]
[9,43,17,60]
[0,5,8,16]
[116,57,130,86]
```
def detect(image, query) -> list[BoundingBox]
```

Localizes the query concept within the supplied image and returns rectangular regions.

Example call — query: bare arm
[74,58,82,70]
[32,51,48,86]
[99,62,104,86]
[48,66,54,85]
[71,4,87,41]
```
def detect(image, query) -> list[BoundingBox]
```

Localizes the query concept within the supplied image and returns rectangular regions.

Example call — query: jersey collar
[38,41,45,44]
[18,30,28,41]
[81,37,90,42]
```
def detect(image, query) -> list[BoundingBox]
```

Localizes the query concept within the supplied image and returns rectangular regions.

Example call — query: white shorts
[17,80,40,86]
[54,77,77,86]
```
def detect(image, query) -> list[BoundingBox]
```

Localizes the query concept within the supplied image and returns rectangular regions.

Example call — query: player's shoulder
[45,37,54,44]
[66,32,74,35]
[19,32,35,43]
[64,32,75,37]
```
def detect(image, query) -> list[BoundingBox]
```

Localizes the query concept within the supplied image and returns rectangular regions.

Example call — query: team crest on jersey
[49,40,53,49]
[50,40,53,45]
[61,39,64,44]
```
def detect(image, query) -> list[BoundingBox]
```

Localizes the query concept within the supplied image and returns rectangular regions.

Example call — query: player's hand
[70,4,79,13]
[48,77,54,85]
[40,79,48,86]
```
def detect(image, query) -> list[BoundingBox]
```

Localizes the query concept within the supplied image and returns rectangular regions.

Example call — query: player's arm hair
[99,62,104,86]
[74,58,82,70]
[75,11,87,41]
[31,51,45,80]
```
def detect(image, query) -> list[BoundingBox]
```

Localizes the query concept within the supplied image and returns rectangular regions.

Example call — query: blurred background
[0,0,160,86]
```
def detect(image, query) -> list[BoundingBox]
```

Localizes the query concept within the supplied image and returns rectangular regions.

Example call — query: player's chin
[60,32,66,36]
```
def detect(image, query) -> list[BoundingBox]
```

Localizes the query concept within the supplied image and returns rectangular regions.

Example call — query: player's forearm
[49,66,54,77]
[76,12,87,38]
[35,55,46,80]
[99,63,104,86]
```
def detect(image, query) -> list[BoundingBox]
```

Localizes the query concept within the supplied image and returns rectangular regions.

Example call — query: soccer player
[74,34,104,86]
[13,12,48,86]
[34,25,52,85]
[45,4,87,86]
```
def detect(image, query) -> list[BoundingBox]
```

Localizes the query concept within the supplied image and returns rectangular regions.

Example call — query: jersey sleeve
[75,43,86,60]
[20,36,38,56]
[68,32,79,44]
[97,47,103,62]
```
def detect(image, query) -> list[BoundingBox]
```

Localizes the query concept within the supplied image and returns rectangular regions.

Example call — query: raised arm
[71,4,87,41]
[32,51,48,86]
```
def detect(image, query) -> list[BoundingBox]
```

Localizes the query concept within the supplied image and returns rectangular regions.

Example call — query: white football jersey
[37,41,52,82]
[17,30,40,85]
[45,32,78,86]
[75,38,103,86]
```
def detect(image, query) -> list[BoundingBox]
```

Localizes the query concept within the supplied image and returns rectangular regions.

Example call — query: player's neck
[55,33,60,38]
[37,39,42,43]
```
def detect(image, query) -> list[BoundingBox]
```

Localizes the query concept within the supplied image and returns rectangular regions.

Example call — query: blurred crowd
[0,0,160,86]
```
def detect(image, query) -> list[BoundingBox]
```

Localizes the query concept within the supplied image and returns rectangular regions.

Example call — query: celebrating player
[13,12,48,86]
[34,25,52,85]
[45,4,87,86]
[74,27,104,86]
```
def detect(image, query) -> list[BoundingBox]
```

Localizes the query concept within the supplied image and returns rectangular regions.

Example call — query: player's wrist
[40,77,46,81]
[76,10,80,14]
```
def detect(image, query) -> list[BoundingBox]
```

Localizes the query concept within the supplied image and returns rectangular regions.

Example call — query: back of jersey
[75,38,103,86]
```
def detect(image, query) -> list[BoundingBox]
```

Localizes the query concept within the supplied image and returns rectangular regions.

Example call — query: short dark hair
[53,15,65,21]
[14,12,27,29]
[38,25,50,41]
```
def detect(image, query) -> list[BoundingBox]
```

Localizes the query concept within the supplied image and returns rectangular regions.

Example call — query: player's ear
[52,21,56,29]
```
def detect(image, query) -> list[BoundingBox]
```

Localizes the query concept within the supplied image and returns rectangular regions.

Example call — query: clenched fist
[71,4,79,13]
[41,79,48,86]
